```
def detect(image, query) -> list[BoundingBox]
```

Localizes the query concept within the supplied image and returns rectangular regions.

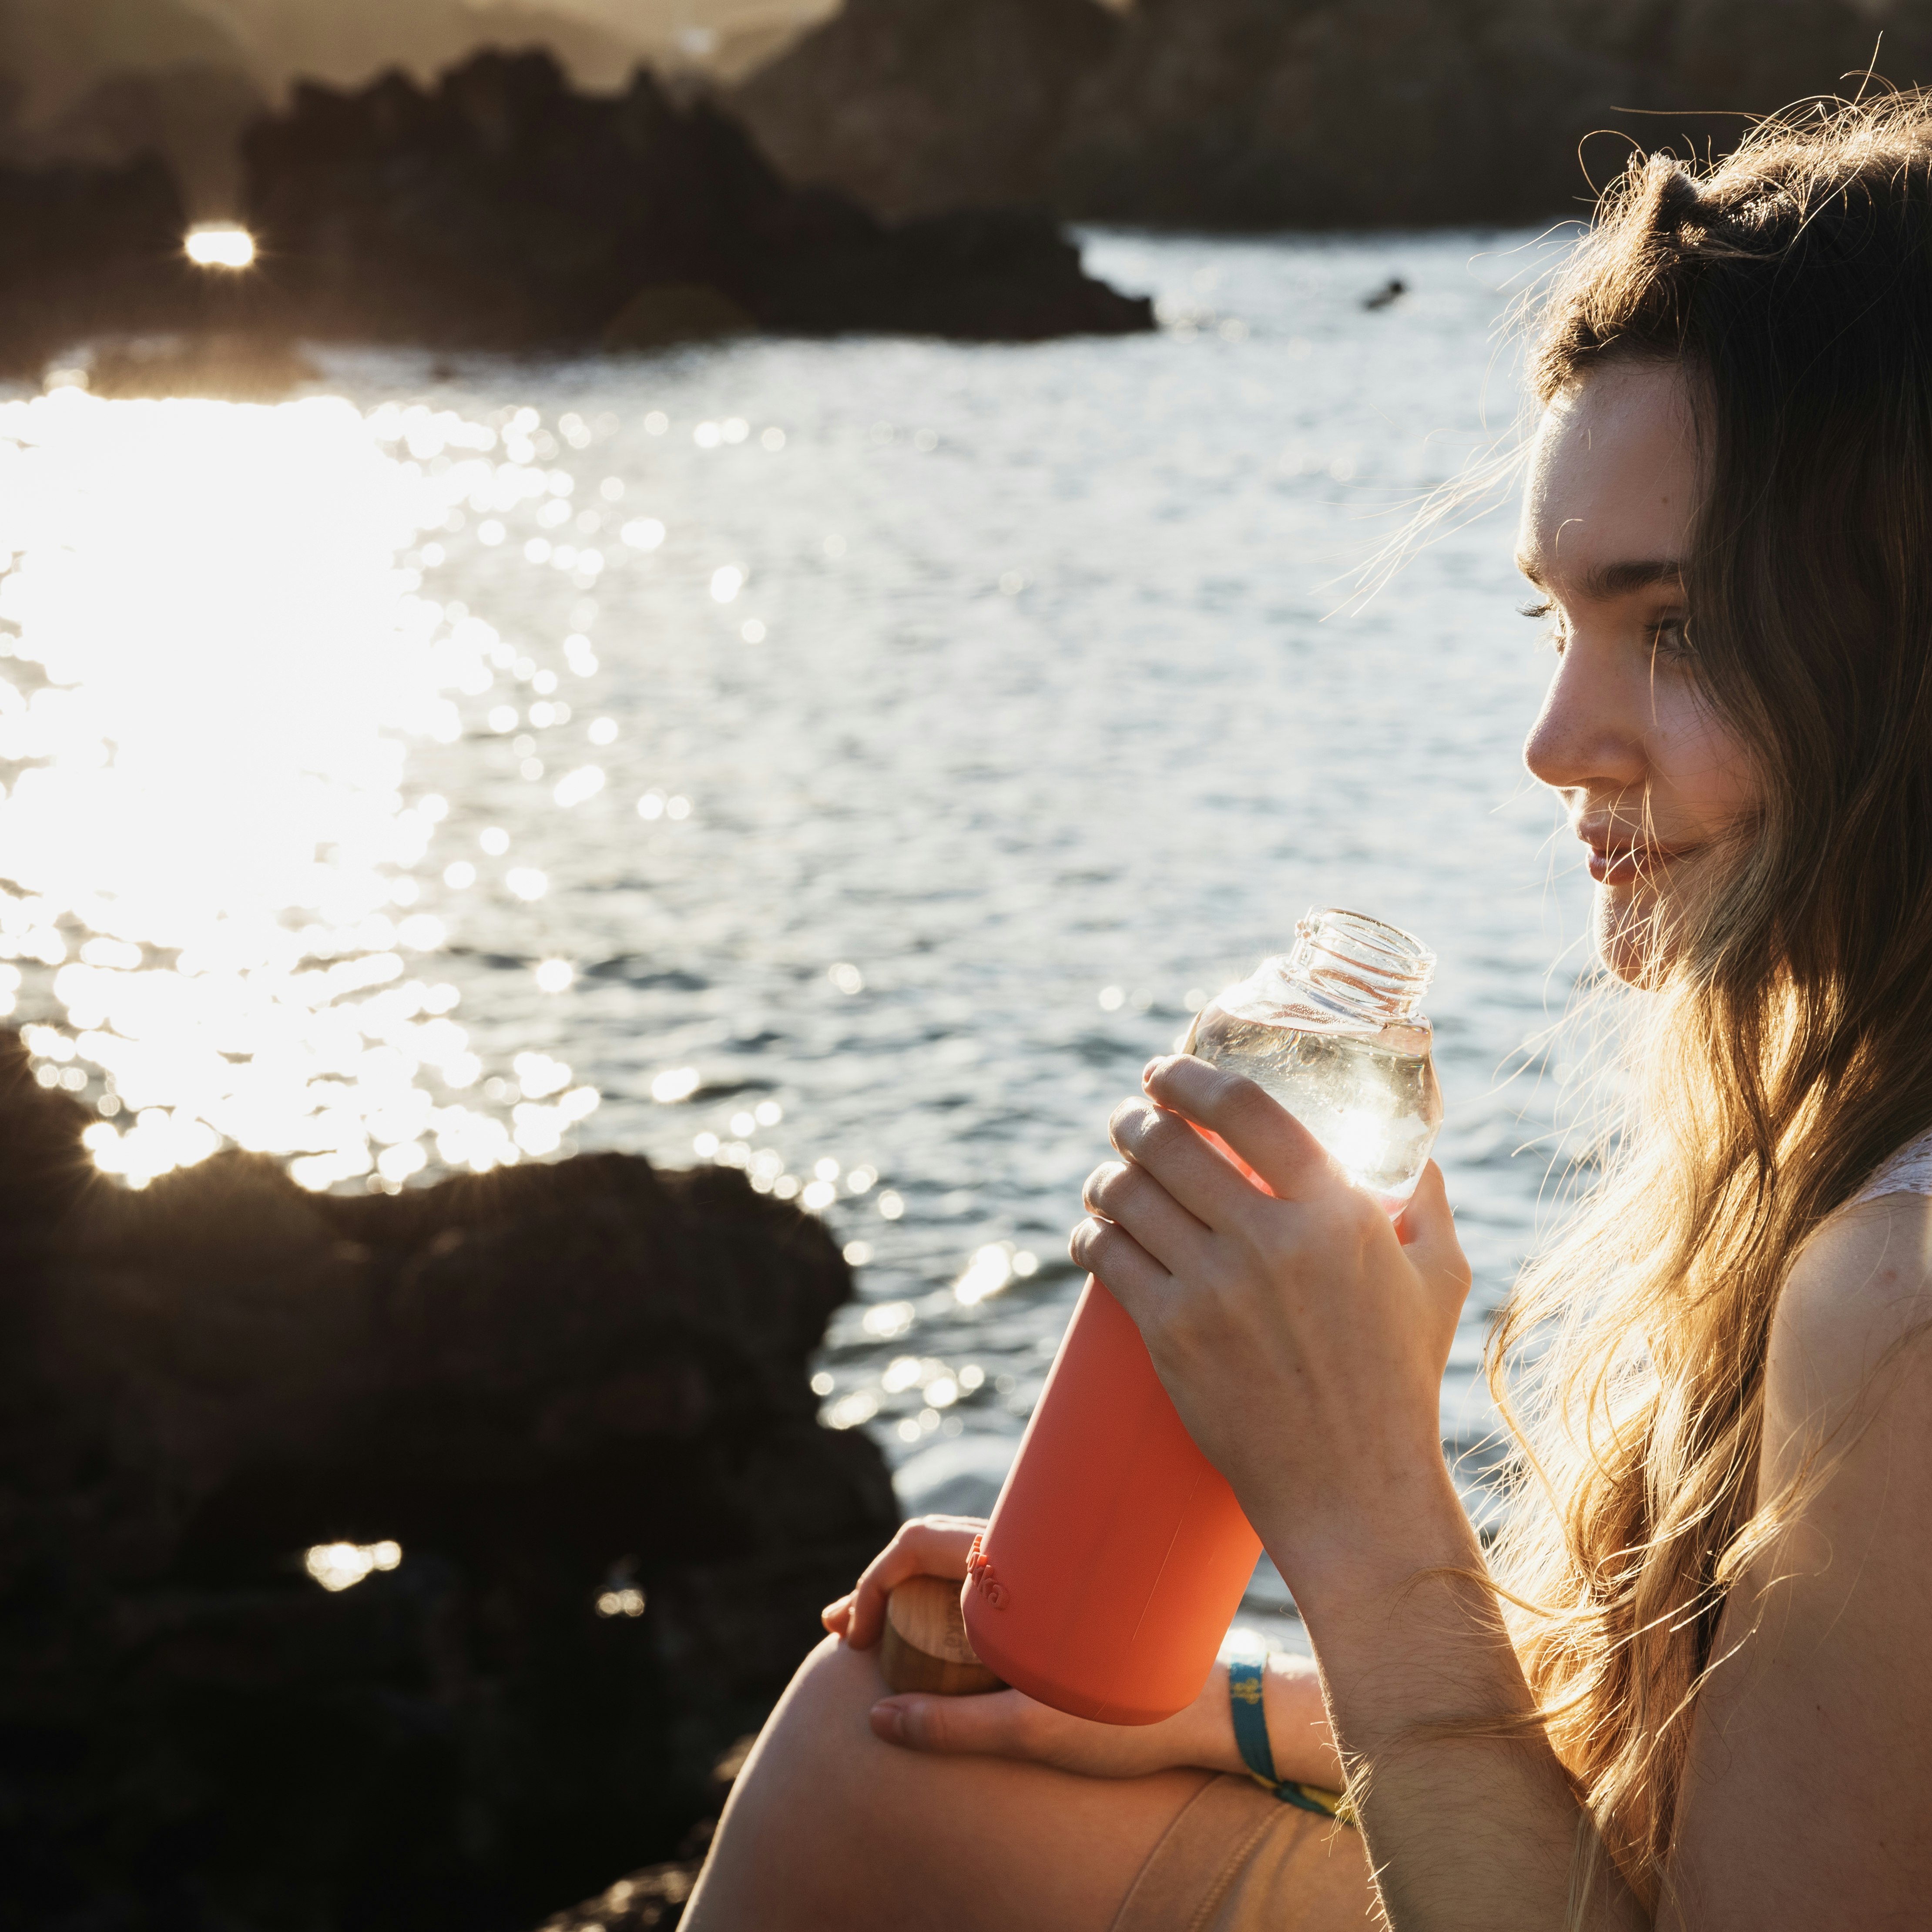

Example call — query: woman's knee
[748,1631,888,1784]
[684,1636,896,1928]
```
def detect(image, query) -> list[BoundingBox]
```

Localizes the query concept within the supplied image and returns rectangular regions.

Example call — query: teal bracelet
[1227,1654,1355,1825]
[1228,1655,1278,1781]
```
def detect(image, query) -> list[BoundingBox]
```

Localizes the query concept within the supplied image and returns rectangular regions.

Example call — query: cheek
[1648,690,1759,838]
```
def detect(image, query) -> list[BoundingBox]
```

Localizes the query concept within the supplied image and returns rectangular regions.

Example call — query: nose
[1522,630,1647,803]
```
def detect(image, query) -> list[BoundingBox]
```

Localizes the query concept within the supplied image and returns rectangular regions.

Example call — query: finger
[871,1688,1039,1756]
[847,1516,983,1647]
[821,1591,854,1635]
[1103,1091,1268,1228]
[1395,1161,1472,1314]
[1082,1157,1214,1275]
[1141,1053,1332,1202]
[1068,1218,1172,1326]
[844,1516,984,1650]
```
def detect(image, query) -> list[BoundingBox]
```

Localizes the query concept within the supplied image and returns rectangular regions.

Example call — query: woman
[684,97,1932,1929]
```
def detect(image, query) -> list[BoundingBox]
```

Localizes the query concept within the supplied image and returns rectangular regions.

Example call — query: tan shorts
[1110,1773,1365,1932]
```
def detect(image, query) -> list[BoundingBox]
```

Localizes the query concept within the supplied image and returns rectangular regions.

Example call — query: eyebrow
[1515,555,1685,601]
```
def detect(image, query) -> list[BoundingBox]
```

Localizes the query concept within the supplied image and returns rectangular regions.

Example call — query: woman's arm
[826,1514,1344,1786]
[1087,1055,1932,1929]
[1078,1054,1648,1929]
[1656,1193,1932,1928]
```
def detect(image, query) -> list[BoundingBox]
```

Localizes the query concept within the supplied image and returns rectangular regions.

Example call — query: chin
[1595,888,1670,988]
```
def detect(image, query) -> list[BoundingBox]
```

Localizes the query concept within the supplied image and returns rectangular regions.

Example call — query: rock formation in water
[728,0,1123,220]
[0,1028,898,1929]
[0,148,205,377]
[1063,0,1932,228]
[239,48,1153,346]
[726,0,1932,230]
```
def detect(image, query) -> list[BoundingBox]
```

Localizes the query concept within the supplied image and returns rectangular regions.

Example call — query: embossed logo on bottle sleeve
[966,1533,1008,1609]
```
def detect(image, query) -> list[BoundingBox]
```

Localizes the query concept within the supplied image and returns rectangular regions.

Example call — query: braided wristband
[1227,1654,1355,1826]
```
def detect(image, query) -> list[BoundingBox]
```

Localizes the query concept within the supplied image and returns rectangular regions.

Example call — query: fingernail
[1143,1056,1167,1081]
[870,1699,906,1743]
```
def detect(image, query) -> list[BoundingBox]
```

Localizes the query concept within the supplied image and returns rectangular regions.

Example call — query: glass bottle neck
[1281,908,1433,1026]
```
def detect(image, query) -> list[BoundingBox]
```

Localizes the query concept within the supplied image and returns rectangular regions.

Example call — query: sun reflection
[305,1539,401,1590]
[184,225,256,269]
[0,388,601,1192]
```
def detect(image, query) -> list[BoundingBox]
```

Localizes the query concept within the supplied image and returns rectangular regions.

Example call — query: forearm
[1180,1651,1345,1787]
[1264,1472,1648,1932]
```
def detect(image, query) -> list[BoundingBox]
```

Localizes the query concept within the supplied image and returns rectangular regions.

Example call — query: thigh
[684,1634,1208,1932]
[683,1635,1375,1932]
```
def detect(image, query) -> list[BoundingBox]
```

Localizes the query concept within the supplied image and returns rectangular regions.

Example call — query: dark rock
[531,1737,756,1932]
[0,149,199,378]
[238,47,1153,345]
[602,282,757,351]
[1050,0,1932,230]
[719,0,1932,231]
[727,0,1124,221]
[535,1860,700,1932]
[0,1029,899,1930]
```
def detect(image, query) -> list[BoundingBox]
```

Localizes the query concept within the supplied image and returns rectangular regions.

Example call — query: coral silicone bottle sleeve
[960,1275,1260,1725]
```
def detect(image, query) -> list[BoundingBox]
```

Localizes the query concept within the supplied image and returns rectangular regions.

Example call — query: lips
[1583,837,1686,886]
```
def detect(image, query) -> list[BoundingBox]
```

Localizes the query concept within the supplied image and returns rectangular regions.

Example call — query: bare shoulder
[1771,1189,1932,1415]
[1751,1188,1932,1609]
[1757,1191,1932,1515]
[1669,1192,1932,1925]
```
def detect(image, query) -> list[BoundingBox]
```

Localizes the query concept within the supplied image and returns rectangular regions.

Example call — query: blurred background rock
[6,0,1932,239]
[732,0,1932,227]
[0,0,835,218]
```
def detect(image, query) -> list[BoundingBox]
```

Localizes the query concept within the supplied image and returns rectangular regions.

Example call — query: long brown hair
[1488,93,1932,1908]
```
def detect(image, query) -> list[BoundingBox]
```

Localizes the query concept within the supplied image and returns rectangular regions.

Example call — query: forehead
[1518,361,1700,586]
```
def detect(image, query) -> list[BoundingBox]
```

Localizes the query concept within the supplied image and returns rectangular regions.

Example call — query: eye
[1648,614,1695,661]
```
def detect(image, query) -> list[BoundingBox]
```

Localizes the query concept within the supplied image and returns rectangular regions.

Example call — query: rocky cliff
[729,0,1124,220]
[733,0,1932,229]
[0,148,205,378]
[1054,0,1932,228]
[0,1030,898,1929]
[0,45,1150,376]
[238,48,1151,345]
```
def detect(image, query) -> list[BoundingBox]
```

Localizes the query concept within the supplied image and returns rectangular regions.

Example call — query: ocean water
[0,228,1594,1644]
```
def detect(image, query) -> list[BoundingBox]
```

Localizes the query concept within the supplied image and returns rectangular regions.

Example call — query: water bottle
[961,909,1442,1724]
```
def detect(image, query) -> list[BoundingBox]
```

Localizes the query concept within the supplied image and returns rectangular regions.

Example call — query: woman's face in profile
[1516,359,1760,985]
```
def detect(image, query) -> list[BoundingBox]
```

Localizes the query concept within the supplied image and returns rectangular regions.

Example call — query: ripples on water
[1,231,1594,1636]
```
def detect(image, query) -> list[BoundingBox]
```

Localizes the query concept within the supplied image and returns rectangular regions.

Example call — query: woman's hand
[869,1676,1226,1778]
[823,1514,1272,1778]
[1070,1053,1474,1582]
[819,1513,984,1650]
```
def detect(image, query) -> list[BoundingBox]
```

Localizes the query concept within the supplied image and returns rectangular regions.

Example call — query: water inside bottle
[1185,1007,1442,1208]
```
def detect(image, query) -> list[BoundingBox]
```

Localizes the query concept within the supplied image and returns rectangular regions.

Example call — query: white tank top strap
[1846,1127,1932,1209]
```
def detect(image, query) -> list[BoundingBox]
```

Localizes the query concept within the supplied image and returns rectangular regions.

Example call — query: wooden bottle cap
[879,1574,1006,1697]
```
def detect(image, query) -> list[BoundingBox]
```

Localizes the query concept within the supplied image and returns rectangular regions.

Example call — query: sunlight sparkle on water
[0,389,600,1190]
